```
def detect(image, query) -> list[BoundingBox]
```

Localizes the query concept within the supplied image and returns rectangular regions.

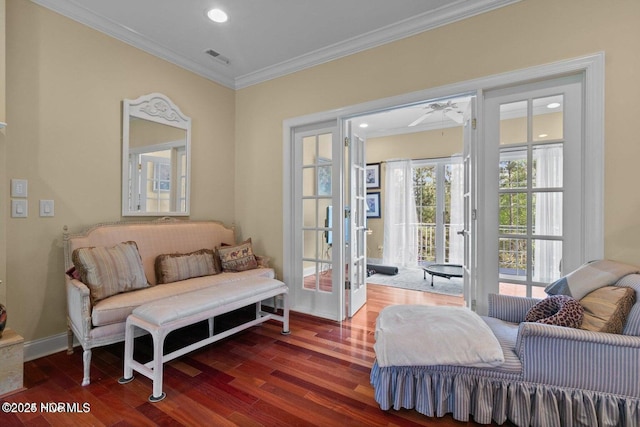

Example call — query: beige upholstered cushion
[580,286,636,334]
[91,268,276,326]
[155,249,219,284]
[217,238,258,272]
[72,241,148,303]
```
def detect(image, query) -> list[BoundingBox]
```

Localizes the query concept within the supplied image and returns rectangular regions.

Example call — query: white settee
[63,218,286,386]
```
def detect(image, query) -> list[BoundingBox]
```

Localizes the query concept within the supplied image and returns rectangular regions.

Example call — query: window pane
[303,262,332,292]
[499,282,527,297]
[499,238,527,280]
[499,148,527,189]
[303,230,317,260]
[302,167,315,197]
[499,192,527,235]
[318,132,332,160]
[532,239,562,282]
[316,158,331,196]
[533,95,563,141]
[500,100,528,145]
[303,199,316,228]
[532,286,547,299]
[532,192,562,236]
[533,143,563,188]
[302,136,316,166]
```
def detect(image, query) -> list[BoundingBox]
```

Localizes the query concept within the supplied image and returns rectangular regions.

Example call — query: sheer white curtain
[533,144,563,282]
[448,156,464,264]
[382,160,418,268]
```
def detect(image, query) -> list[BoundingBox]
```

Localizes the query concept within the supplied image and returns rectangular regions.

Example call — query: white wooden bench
[118,276,289,401]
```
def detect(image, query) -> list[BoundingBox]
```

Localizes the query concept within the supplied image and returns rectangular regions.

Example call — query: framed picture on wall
[366,192,381,218]
[366,163,381,189]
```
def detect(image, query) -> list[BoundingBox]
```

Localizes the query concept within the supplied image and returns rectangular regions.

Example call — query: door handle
[457,229,467,236]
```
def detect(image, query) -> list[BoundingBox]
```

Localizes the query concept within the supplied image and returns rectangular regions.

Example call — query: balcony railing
[415,223,454,263]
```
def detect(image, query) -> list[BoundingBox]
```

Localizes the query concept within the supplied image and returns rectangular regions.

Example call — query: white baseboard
[24,332,74,362]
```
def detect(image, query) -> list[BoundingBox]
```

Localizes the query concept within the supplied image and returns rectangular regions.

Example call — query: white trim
[283,52,604,316]
[24,332,71,362]
[31,0,521,90]
[235,0,522,89]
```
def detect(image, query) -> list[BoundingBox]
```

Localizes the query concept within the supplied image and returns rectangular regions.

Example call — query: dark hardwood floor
[1,284,506,426]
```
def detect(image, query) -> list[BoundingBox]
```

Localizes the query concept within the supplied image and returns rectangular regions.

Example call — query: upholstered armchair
[371,270,640,427]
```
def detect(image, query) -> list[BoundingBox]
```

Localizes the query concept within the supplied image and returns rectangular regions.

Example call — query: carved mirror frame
[122,93,191,216]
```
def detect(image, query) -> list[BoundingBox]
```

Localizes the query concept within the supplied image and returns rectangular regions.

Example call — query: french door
[412,158,463,265]
[292,122,344,320]
[345,124,367,317]
[483,75,583,298]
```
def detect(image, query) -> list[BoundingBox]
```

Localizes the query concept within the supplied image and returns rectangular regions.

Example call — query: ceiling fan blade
[408,110,433,127]
[445,109,463,124]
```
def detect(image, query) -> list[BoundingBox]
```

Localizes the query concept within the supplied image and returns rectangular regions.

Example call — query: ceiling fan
[408,100,464,127]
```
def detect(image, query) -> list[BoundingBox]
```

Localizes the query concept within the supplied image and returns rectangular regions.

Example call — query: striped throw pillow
[72,241,148,303]
[155,249,219,284]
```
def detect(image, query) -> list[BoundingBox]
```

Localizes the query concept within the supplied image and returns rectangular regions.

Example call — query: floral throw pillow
[217,239,258,272]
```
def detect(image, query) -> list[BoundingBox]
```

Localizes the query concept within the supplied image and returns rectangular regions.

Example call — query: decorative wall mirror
[122,93,191,216]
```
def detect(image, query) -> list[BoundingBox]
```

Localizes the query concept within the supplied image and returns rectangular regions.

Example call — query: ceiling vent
[204,49,230,65]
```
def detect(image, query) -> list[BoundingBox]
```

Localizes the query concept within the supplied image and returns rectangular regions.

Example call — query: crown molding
[30,0,236,89]
[31,0,521,90]
[234,0,522,89]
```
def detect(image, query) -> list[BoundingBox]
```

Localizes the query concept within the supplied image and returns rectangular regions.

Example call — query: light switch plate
[11,179,28,198]
[11,199,27,218]
[40,200,54,217]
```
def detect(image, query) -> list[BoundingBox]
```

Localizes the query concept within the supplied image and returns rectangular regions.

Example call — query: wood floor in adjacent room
[1,285,507,426]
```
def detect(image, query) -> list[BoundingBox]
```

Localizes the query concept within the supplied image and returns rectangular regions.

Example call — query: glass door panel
[413,165,437,263]
[533,95,564,141]
[499,100,528,145]
[488,77,581,298]
[302,134,333,293]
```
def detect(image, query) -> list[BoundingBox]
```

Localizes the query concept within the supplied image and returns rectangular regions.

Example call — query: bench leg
[119,319,136,384]
[208,317,214,337]
[150,329,167,402]
[281,293,291,335]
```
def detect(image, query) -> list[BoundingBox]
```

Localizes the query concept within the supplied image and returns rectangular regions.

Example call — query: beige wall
[4,0,640,344]
[5,0,235,341]
[0,0,6,307]
[365,128,463,259]
[236,0,640,279]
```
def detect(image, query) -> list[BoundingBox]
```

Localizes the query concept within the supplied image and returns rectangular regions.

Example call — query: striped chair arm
[488,293,540,323]
[516,322,640,396]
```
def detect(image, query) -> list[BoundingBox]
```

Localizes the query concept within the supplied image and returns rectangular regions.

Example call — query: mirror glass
[122,93,191,216]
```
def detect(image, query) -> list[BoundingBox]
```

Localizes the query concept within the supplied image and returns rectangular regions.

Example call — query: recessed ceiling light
[538,133,548,138]
[207,8,228,23]
[359,123,369,128]
[547,102,561,109]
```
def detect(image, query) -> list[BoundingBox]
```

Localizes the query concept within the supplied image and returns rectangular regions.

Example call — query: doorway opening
[347,94,472,301]
[283,53,604,319]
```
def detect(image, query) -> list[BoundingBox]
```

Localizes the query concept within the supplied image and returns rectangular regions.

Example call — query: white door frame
[283,52,604,316]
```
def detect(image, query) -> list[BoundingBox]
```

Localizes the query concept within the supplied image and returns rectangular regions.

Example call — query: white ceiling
[32,0,520,89]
